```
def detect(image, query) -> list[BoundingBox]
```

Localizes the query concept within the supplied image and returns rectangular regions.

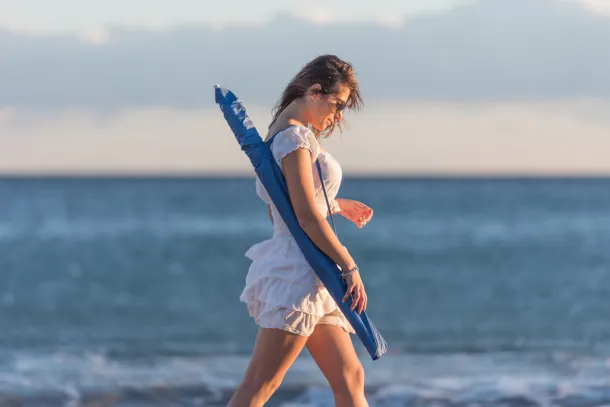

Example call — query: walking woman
[228,55,375,407]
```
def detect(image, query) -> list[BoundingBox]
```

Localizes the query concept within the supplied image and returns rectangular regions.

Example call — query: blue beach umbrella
[214,85,387,360]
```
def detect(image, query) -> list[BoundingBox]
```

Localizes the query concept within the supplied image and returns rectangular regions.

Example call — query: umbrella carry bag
[214,85,387,360]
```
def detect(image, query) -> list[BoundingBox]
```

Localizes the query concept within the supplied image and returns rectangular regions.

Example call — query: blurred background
[1,0,610,406]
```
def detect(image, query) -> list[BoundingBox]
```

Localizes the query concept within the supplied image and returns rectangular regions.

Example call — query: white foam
[2,351,610,406]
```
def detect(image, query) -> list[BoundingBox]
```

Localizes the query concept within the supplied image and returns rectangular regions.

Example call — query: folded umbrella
[214,85,387,360]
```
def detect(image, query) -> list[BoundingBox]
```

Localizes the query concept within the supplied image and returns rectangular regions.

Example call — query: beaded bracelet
[341,265,359,279]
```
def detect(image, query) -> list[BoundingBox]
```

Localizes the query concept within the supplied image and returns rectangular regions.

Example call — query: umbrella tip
[213,84,221,90]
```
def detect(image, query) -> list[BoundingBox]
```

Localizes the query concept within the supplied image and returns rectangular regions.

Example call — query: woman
[228,55,374,407]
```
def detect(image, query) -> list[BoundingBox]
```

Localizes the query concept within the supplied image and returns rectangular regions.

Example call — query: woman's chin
[311,123,325,132]
[311,120,331,132]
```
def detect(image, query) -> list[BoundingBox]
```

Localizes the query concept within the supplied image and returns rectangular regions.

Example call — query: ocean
[1,177,609,407]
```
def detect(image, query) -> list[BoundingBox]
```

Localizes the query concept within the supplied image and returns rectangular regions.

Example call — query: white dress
[239,125,355,336]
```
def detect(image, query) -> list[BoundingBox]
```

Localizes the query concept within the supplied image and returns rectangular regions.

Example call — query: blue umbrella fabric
[214,85,388,360]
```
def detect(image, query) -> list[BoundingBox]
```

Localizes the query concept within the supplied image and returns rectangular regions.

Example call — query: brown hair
[270,54,363,138]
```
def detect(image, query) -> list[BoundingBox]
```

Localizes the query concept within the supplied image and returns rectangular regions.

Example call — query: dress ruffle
[241,238,333,316]
[244,237,325,285]
[243,299,354,336]
[240,236,354,336]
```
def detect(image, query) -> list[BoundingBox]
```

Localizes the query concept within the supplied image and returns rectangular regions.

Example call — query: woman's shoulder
[275,124,316,142]
[271,125,320,161]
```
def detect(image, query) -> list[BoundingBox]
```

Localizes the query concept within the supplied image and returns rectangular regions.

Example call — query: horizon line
[2,172,610,180]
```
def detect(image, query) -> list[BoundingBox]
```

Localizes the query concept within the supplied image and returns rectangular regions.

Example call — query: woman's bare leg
[306,324,369,407]
[227,327,309,407]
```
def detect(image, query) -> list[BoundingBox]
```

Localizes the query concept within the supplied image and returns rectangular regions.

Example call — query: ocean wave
[2,351,610,406]
[0,216,272,241]
[370,214,610,242]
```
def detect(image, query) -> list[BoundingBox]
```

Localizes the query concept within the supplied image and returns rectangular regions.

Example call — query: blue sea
[1,177,609,407]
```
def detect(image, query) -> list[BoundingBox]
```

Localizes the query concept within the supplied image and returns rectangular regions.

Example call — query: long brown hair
[270,55,363,138]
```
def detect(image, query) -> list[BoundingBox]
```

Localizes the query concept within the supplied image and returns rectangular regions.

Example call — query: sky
[1,0,610,176]
[0,0,470,31]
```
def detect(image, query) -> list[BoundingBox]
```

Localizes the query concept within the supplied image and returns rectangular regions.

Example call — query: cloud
[0,0,470,33]
[1,0,609,109]
[77,27,111,44]
[576,0,610,15]
[375,14,406,29]
[295,7,336,25]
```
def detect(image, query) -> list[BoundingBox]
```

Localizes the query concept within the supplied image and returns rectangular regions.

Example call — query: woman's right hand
[342,270,367,314]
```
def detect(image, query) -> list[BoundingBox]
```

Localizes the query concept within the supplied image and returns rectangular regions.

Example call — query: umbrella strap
[267,131,338,237]
[316,159,338,238]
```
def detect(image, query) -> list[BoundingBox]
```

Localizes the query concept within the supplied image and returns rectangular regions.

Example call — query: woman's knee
[241,376,283,402]
[240,363,285,402]
[231,327,307,405]
[331,362,365,396]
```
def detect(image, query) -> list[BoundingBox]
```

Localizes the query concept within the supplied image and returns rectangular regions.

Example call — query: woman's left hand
[337,198,373,228]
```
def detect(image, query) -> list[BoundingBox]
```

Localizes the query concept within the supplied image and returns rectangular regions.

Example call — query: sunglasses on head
[321,88,347,113]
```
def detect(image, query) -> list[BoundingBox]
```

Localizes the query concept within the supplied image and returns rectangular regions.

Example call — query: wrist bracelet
[341,265,359,279]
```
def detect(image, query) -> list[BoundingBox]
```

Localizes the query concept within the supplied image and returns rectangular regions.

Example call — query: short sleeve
[329,198,341,214]
[270,126,320,169]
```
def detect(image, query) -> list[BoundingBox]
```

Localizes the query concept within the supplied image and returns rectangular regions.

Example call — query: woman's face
[307,84,351,132]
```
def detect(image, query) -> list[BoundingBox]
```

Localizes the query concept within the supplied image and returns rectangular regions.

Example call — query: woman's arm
[282,149,356,271]
[332,197,374,228]
[267,205,273,225]
[332,197,345,214]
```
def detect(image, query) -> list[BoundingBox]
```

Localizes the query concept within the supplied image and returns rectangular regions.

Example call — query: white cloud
[2,25,112,44]
[563,0,610,15]
[0,0,467,32]
[581,0,610,15]
[2,26,54,37]
[77,27,110,45]
[3,0,610,109]
[376,14,406,29]
[294,7,336,25]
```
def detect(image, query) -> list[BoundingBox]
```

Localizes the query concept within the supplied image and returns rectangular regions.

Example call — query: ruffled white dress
[239,125,355,336]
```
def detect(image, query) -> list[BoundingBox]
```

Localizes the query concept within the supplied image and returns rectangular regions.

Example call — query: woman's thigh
[242,327,309,386]
[305,324,365,392]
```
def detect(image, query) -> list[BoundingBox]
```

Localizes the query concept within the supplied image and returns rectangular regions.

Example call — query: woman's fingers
[342,283,355,303]
[354,287,365,313]
[350,288,360,310]
[360,291,367,313]
[349,285,369,313]
[356,207,373,227]
[343,273,367,313]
